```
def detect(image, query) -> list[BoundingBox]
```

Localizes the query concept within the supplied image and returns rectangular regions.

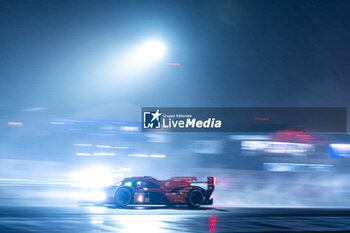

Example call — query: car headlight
[70,166,115,188]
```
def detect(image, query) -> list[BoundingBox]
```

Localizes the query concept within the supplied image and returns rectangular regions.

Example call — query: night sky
[1,0,350,120]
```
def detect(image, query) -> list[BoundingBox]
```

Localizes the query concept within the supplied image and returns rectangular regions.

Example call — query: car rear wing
[191,177,216,191]
[207,177,215,191]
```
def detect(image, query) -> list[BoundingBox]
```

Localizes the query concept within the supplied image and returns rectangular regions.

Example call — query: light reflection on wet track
[2,206,350,232]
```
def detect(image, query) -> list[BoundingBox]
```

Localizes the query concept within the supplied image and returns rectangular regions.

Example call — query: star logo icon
[151,109,162,122]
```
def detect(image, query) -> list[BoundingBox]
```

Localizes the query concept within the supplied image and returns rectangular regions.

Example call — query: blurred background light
[128,154,149,157]
[8,122,23,126]
[76,153,92,156]
[112,40,167,78]
[136,41,165,62]
[92,152,115,156]
[150,154,166,158]
[330,143,350,157]
[74,144,93,147]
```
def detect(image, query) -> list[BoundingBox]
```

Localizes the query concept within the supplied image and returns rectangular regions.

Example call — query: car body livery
[83,176,215,208]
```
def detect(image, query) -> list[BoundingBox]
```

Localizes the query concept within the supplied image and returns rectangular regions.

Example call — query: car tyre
[115,187,132,207]
[188,189,205,208]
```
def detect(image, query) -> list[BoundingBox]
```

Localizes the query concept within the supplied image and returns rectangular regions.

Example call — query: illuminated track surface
[2,206,350,232]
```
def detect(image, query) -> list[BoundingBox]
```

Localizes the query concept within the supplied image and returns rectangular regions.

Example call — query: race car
[81,176,215,208]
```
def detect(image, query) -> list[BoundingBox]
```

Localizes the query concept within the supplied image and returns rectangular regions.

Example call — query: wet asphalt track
[2,206,350,232]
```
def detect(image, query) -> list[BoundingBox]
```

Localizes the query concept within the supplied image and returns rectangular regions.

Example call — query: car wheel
[188,189,205,208]
[115,187,132,207]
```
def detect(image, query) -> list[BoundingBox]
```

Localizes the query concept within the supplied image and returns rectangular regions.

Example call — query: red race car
[82,176,215,208]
